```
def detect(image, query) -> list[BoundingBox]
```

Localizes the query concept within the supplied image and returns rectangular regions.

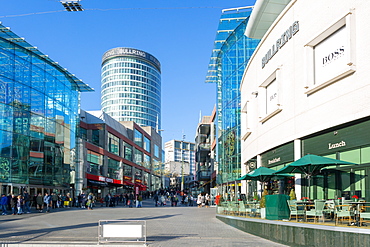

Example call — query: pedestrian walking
[16,195,24,215]
[10,194,17,215]
[205,193,210,208]
[201,193,206,207]
[7,194,11,211]
[128,192,134,208]
[36,193,43,212]
[189,194,194,206]
[197,193,202,208]
[172,195,179,207]
[0,194,8,215]
[160,194,166,206]
[81,192,87,208]
[87,193,95,210]
[51,193,58,209]
[136,194,142,208]
[183,194,189,206]
[44,193,52,213]
[153,193,159,207]
[23,190,31,213]
[104,193,111,207]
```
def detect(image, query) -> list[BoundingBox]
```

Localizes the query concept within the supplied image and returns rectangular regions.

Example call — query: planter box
[261,208,266,219]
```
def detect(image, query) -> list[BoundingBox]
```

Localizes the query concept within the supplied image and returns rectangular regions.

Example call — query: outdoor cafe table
[246,201,260,217]
[348,201,368,226]
[295,201,314,221]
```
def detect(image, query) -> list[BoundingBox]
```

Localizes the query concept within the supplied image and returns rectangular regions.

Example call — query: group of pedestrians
[197,192,211,208]
[0,189,154,216]
[1,191,33,215]
[101,192,144,208]
[0,189,212,215]
[153,190,197,207]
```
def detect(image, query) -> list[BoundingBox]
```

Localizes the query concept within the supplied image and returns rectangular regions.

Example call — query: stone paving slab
[0,200,287,246]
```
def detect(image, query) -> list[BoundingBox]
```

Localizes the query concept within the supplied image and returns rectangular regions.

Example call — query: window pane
[134,129,143,147]
[361,146,370,164]
[340,149,360,164]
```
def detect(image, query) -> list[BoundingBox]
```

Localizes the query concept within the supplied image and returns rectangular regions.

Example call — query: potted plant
[260,189,268,219]
[253,192,259,201]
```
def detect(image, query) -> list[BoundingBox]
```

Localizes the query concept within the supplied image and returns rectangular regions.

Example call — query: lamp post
[181,134,185,192]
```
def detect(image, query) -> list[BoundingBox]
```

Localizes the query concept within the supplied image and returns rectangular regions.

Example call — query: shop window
[340,149,360,164]
[315,176,324,200]
[355,169,366,198]
[87,150,103,176]
[241,101,252,141]
[340,172,351,196]
[108,132,120,156]
[135,149,143,164]
[134,129,143,147]
[123,164,132,177]
[154,144,159,158]
[259,68,282,123]
[304,12,356,95]
[107,158,121,180]
[360,146,370,164]
[327,173,336,199]
[144,136,151,152]
[143,154,151,169]
[124,145,132,161]
[80,127,87,140]
[91,129,100,146]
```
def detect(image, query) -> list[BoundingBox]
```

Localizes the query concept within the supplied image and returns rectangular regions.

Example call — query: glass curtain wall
[206,8,260,184]
[0,23,91,188]
[101,48,161,129]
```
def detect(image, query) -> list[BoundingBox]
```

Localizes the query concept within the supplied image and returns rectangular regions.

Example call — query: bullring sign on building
[262,21,299,68]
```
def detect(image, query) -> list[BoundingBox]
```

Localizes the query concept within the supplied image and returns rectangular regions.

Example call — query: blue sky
[1,0,256,144]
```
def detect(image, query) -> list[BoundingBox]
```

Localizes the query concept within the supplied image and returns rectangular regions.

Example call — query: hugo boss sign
[322,46,345,67]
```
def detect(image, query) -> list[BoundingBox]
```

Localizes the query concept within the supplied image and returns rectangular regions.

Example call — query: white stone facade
[241,0,370,167]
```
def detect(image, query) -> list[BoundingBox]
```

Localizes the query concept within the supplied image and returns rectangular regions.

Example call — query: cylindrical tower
[101,47,161,129]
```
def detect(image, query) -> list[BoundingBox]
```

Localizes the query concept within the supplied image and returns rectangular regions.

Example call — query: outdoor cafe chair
[228,201,239,216]
[306,200,326,222]
[323,200,339,219]
[245,201,253,216]
[252,203,261,217]
[287,200,305,221]
[360,205,370,226]
[217,204,225,214]
[335,203,353,225]
[219,201,228,214]
[238,201,247,217]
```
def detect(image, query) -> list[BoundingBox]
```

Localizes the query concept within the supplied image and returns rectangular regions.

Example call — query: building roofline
[0,23,93,92]
[245,0,291,39]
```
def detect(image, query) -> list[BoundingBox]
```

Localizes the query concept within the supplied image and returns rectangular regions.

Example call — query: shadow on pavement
[147,233,198,241]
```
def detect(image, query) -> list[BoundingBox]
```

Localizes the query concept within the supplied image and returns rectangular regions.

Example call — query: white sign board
[314,26,347,85]
[266,79,278,115]
[103,225,142,238]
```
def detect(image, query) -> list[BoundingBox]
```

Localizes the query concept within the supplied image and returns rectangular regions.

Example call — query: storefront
[260,142,295,195]
[301,118,370,201]
[86,173,124,197]
[240,0,370,203]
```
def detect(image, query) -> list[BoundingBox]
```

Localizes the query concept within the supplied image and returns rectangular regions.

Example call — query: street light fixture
[60,1,84,11]
[181,134,185,192]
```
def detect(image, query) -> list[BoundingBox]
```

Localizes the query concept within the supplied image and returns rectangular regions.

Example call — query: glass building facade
[101,47,161,130]
[0,24,92,194]
[206,7,260,184]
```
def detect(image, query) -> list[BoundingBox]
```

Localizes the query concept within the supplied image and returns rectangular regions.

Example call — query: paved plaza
[0,200,287,247]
